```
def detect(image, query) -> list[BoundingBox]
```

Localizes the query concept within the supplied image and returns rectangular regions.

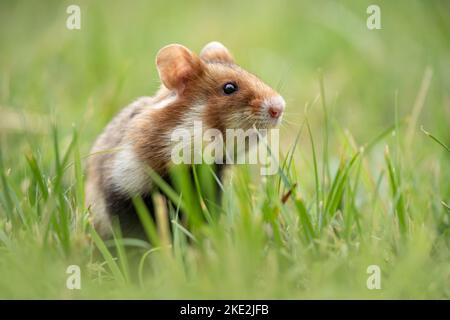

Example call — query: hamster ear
[156,44,204,92]
[200,41,234,64]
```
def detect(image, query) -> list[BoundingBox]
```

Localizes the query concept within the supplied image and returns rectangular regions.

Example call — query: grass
[0,0,449,299]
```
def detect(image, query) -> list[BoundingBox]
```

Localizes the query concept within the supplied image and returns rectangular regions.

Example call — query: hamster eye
[223,82,238,95]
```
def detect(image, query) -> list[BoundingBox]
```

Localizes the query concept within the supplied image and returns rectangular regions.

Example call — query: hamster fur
[85,42,285,237]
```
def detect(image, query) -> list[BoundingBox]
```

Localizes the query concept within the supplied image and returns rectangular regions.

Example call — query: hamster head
[156,42,285,132]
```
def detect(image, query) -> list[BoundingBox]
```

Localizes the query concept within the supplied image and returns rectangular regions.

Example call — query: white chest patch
[111,144,152,195]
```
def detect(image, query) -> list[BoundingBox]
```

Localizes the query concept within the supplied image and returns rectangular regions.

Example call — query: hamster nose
[262,96,285,119]
[268,105,283,118]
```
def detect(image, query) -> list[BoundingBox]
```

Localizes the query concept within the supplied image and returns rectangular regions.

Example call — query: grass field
[0,0,449,299]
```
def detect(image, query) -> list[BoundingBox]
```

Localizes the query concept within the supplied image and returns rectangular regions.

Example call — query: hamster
[85,42,285,237]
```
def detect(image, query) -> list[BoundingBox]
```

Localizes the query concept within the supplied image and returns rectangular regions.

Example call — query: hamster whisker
[281,119,302,128]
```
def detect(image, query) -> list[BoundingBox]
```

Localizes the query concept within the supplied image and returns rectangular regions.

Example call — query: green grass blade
[385,146,407,235]
[0,149,14,219]
[421,126,449,152]
[90,226,126,284]
[25,152,48,201]
[306,119,321,227]
[294,197,315,244]
[132,196,160,247]
[111,219,130,284]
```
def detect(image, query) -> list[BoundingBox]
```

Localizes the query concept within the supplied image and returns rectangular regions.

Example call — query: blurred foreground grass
[0,0,449,298]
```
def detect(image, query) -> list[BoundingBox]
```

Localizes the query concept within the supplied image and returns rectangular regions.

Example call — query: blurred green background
[0,0,449,299]
[1,0,449,147]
